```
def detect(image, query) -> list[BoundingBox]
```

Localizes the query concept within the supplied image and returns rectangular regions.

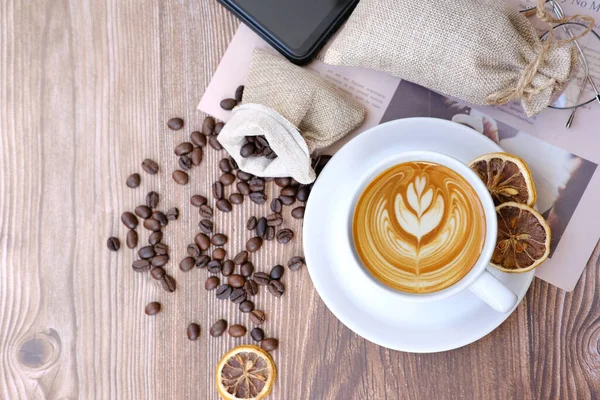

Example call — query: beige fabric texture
[324,0,577,117]
[218,48,365,183]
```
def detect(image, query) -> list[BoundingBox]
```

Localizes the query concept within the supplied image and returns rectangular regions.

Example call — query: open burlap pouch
[218,48,365,184]
[324,0,593,116]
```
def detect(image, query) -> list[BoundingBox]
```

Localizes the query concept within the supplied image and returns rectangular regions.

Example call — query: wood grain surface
[1,1,600,399]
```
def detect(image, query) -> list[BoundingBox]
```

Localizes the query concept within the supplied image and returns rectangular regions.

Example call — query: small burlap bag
[324,0,593,116]
[218,48,365,184]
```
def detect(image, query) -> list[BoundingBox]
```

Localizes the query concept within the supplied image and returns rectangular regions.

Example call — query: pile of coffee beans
[240,135,278,160]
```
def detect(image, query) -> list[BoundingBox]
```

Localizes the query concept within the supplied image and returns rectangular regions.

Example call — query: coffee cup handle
[468,269,518,313]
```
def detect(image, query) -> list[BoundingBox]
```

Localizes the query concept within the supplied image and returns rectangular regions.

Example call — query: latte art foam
[353,161,485,294]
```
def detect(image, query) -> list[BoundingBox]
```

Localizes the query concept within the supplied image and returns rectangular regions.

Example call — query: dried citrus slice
[469,152,536,206]
[216,345,276,400]
[491,202,551,273]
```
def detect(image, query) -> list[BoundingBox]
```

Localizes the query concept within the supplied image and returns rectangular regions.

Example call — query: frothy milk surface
[353,161,486,294]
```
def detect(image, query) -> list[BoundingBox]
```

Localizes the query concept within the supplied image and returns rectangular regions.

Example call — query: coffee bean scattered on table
[215,122,225,135]
[126,173,141,188]
[235,85,244,102]
[135,205,152,219]
[216,284,232,300]
[166,207,179,220]
[121,212,138,229]
[216,199,232,212]
[209,136,223,151]
[270,198,282,213]
[146,191,159,209]
[213,248,226,260]
[208,260,223,274]
[142,159,159,175]
[161,275,177,292]
[148,231,162,246]
[196,255,210,269]
[237,170,252,181]
[291,206,305,219]
[261,338,279,351]
[265,226,275,241]
[132,259,150,273]
[190,147,203,165]
[256,217,267,238]
[279,195,295,206]
[191,194,207,207]
[253,272,270,286]
[211,233,228,246]
[151,254,169,267]
[246,237,263,252]
[174,142,193,156]
[229,193,244,205]
[202,116,215,135]
[167,117,184,130]
[153,211,168,226]
[228,274,245,288]
[249,191,267,205]
[187,243,201,258]
[191,131,207,147]
[276,228,294,244]
[143,218,161,232]
[239,300,254,313]
[145,302,161,316]
[246,216,258,230]
[240,262,254,277]
[233,251,248,265]
[228,324,247,338]
[139,245,156,259]
[172,170,189,185]
[268,280,285,297]
[107,237,120,251]
[126,230,138,249]
[249,310,266,325]
[199,204,213,219]
[195,233,211,251]
[220,173,235,186]
[221,260,235,276]
[210,319,228,337]
[212,181,224,200]
[180,257,196,272]
[244,280,259,296]
[266,213,283,226]
[205,276,220,291]
[270,265,284,280]
[187,323,201,340]
[288,256,305,271]
[220,98,238,110]
[154,243,168,255]
[230,288,247,304]
[251,327,264,342]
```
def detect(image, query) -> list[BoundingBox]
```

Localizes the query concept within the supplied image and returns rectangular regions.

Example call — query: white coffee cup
[349,150,517,313]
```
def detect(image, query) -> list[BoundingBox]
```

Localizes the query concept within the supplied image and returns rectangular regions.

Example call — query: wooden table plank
[1,1,599,399]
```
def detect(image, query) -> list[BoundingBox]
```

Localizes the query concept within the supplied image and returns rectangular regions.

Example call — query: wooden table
[2,1,600,398]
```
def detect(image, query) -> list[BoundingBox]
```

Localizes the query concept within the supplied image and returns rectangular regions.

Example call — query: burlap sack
[324,0,585,116]
[218,48,365,184]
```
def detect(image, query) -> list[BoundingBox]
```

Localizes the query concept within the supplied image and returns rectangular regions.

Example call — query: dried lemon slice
[469,152,536,206]
[216,345,276,400]
[491,202,551,273]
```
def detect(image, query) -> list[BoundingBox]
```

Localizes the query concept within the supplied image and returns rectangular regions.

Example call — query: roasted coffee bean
[167,117,184,130]
[228,274,246,288]
[161,275,176,292]
[240,262,254,277]
[250,310,266,325]
[142,159,159,175]
[266,213,283,226]
[187,323,201,340]
[190,194,207,207]
[172,170,189,185]
[178,155,192,171]
[215,122,224,135]
[237,170,252,181]
[229,193,244,205]
[233,251,248,265]
[253,272,270,286]
[148,231,163,246]
[205,276,220,291]
[211,233,228,246]
[274,177,291,187]
[291,206,305,219]
[190,147,203,166]
[220,173,235,186]
[210,319,228,337]
[143,218,161,232]
[230,288,246,304]
[220,98,238,110]
[146,191,159,209]
[132,259,151,272]
[261,338,279,351]
[212,181,224,200]
[174,142,193,156]
[194,233,211,250]
[270,198,282,213]
[240,142,256,158]
[196,255,210,269]
[248,177,265,192]
[255,135,269,148]
[187,244,201,258]
[288,256,305,271]
[216,199,232,212]
[256,217,267,238]
[246,216,258,230]
[125,230,138,249]
[237,182,250,195]
[235,85,244,102]
[153,211,168,226]
[265,226,275,241]
[297,185,311,202]
[281,186,298,197]
[228,324,246,338]
[221,260,235,276]
[199,204,213,219]
[251,328,264,342]
[268,280,285,297]
[239,300,254,313]
[265,148,278,159]
[145,302,161,316]
[139,245,156,259]
[249,191,267,205]
[135,205,152,219]
[166,207,179,220]
[107,237,120,251]
[216,284,232,299]
[126,173,141,188]
[190,131,207,147]
[279,195,295,206]
[270,264,285,280]
[246,136,256,143]
[151,266,166,279]
[244,280,259,296]
[154,243,169,255]
[276,228,294,244]
[246,237,263,252]
[207,260,222,274]
[212,248,226,261]
[121,212,138,229]
[202,116,215,135]
[180,257,196,272]
[219,158,233,173]
[198,218,213,234]
[209,136,223,150]
[151,254,169,267]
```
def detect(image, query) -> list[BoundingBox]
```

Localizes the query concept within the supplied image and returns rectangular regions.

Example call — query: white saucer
[303,118,534,353]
